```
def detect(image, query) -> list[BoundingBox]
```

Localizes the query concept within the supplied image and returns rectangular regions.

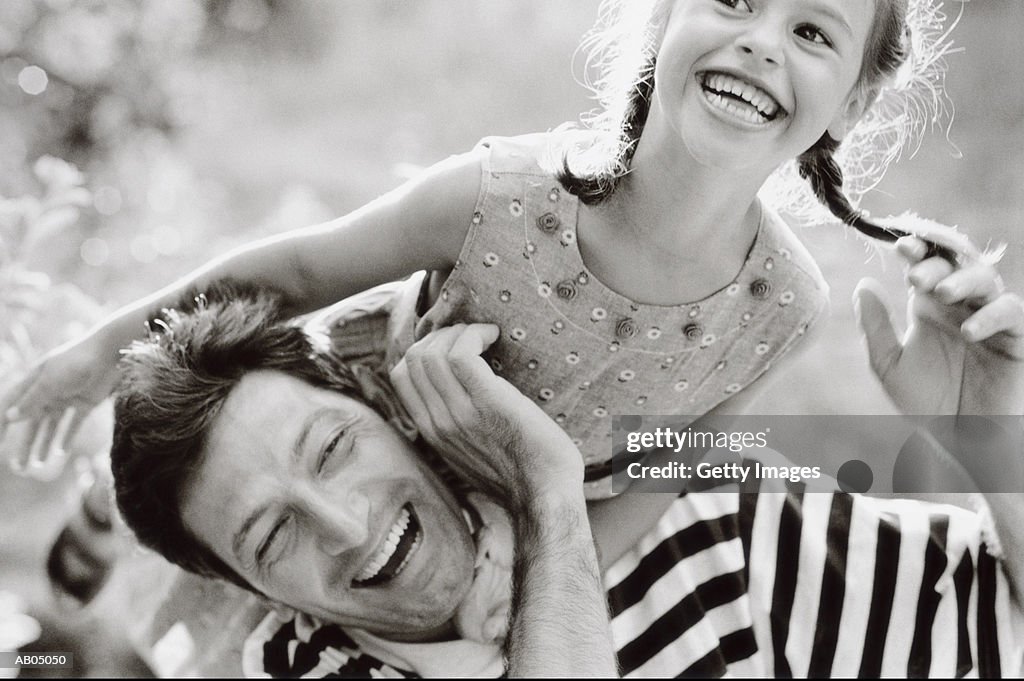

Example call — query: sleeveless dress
[387,133,830,497]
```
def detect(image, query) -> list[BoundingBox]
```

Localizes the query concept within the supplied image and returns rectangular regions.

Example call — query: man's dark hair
[110,280,375,592]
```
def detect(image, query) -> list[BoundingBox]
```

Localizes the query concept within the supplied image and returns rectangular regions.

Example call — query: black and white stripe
[251,488,1022,678]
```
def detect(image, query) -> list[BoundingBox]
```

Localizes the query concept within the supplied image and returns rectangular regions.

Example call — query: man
[110,282,613,677]
[109,275,1024,677]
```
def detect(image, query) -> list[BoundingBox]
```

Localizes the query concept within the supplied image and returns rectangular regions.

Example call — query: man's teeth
[702,73,781,121]
[355,507,411,583]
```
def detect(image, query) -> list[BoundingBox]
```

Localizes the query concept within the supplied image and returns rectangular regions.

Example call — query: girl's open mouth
[697,71,787,125]
[352,503,422,588]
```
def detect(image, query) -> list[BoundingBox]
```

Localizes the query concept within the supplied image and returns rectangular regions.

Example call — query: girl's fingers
[907,256,956,293]
[50,406,80,463]
[446,325,501,392]
[895,236,930,264]
[0,411,11,448]
[389,360,437,443]
[28,415,58,471]
[10,367,55,424]
[0,369,38,439]
[932,264,1005,307]
[405,346,457,438]
[3,402,83,479]
[391,323,501,447]
[962,293,1024,345]
[419,347,476,425]
[900,234,1005,308]
[4,419,34,472]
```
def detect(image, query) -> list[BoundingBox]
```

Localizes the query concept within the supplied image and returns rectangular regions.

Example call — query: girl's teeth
[705,92,767,125]
[702,73,780,119]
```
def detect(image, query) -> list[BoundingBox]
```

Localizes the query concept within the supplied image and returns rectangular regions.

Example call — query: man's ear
[828,84,882,140]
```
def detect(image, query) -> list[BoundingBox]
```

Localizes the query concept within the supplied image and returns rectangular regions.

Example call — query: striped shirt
[243,482,1023,678]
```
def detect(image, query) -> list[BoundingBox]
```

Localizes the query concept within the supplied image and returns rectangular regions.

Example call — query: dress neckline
[565,193,767,311]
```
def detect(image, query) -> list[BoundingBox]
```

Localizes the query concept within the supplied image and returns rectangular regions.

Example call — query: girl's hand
[388,323,583,509]
[854,237,1024,415]
[0,333,120,477]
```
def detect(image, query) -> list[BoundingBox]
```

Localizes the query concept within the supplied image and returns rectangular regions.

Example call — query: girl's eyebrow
[808,2,853,37]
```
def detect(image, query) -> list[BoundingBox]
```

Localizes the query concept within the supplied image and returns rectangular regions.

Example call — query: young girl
[2,0,983,497]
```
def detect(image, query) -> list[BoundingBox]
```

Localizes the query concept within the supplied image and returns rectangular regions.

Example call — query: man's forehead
[184,374,306,516]
[210,371,337,440]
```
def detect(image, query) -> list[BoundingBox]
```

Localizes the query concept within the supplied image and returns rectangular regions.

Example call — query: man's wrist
[503,476,615,676]
[508,478,585,525]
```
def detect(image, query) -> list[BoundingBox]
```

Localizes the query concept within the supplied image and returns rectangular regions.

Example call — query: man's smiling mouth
[352,503,422,588]
[697,71,787,124]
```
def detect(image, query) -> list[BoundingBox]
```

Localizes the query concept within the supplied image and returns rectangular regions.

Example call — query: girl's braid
[617,68,655,186]
[797,133,956,261]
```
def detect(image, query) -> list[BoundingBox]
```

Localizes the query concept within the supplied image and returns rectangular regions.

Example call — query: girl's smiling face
[649,0,876,171]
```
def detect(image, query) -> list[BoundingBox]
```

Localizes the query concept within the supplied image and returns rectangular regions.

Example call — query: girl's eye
[795,24,832,47]
[316,429,346,476]
[716,0,754,12]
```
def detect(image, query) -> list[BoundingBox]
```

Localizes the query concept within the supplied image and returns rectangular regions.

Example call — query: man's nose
[736,20,786,66]
[305,492,369,556]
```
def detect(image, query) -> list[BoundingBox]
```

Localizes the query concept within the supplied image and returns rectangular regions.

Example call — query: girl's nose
[736,21,786,66]
[307,492,369,556]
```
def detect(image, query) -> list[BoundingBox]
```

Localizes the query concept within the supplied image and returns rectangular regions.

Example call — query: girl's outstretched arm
[0,148,484,475]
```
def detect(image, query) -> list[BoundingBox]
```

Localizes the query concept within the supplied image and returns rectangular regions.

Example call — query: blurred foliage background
[0,0,1020,676]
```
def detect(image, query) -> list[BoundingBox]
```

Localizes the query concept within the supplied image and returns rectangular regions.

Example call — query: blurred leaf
[26,205,80,245]
[33,155,85,189]
[46,185,92,210]
[0,196,40,225]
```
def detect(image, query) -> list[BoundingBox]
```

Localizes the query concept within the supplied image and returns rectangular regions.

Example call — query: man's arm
[390,323,617,676]
[506,488,615,677]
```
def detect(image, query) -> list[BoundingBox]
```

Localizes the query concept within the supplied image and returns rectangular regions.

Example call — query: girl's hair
[558,0,956,255]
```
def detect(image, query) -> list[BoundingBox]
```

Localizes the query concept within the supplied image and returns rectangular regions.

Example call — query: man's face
[180,370,477,640]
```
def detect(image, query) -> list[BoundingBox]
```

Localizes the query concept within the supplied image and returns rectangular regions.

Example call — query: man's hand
[855,236,1024,415]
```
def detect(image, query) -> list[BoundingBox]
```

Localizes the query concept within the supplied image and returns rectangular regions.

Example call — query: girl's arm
[108,148,484,344]
[0,148,485,474]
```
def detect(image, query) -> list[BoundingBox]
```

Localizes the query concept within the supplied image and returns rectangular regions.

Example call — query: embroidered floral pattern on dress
[537,212,559,233]
[391,135,829,499]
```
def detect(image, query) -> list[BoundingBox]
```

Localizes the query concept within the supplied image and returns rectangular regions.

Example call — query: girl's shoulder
[472,130,577,179]
[757,202,831,299]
